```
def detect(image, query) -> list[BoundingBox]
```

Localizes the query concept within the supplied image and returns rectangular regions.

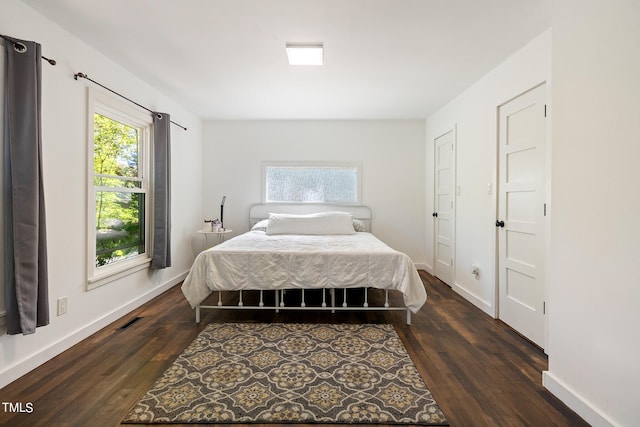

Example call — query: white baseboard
[542,370,617,427]
[451,282,494,317]
[0,271,188,389]
[414,262,430,271]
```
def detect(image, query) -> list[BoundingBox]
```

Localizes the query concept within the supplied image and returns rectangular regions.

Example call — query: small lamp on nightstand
[220,196,226,230]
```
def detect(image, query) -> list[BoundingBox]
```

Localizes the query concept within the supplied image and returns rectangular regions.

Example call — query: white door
[497,84,546,347]
[434,130,455,285]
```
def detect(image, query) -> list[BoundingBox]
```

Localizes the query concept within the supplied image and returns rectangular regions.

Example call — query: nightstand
[197,229,232,249]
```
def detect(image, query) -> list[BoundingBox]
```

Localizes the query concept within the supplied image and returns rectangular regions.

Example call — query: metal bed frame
[196,287,412,324]
[193,204,413,325]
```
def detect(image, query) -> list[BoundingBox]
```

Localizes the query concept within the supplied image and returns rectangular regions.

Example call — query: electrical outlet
[471,265,480,278]
[57,297,68,316]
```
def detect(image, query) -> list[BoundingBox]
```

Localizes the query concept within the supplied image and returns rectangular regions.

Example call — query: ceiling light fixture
[286,43,324,65]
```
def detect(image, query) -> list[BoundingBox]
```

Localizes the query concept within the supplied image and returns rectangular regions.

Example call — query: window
[263,162,361,204]
[87,90,151,288]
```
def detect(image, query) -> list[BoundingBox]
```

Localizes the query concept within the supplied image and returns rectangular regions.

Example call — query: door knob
[495,220,505,228]
[432,212,438,217]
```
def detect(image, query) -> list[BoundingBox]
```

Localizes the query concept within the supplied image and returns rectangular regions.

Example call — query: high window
[263,162,361,204]
[87,90,151,288]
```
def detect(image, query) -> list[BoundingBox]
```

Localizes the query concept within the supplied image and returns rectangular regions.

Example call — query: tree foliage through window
[94,113,145,267]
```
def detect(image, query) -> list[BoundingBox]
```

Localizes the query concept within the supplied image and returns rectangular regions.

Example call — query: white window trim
[262,161,362,204]
[86,88,152,290]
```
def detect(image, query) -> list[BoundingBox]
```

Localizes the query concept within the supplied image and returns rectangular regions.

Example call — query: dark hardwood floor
[0,272,588,427]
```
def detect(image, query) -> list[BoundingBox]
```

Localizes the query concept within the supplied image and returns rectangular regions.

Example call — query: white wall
[542,1,640,426]
[202,120,426,264]
[425,30,551,315]
[0,0,203,388]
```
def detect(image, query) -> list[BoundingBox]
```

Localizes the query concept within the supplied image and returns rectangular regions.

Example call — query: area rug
[122,323,448,425]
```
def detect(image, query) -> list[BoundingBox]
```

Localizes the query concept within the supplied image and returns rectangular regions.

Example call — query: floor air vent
[117,316,143,330]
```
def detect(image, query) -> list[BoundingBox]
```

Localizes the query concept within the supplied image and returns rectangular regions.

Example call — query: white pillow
[352,219,367,232]
[250,219,269,232]
[266,211,356,235]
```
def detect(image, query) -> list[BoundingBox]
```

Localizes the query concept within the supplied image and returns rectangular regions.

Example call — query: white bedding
[181,230,427,313]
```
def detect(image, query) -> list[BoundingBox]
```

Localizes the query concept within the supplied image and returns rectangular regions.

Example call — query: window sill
[87,257,151,290]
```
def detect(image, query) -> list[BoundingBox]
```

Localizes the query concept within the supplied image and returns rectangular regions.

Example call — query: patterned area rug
[122,323,448,425]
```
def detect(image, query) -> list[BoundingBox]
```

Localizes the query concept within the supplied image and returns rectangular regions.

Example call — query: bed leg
[196,305,201,324]
[406,308,411,326]
[275,290,280,313]
[331,289,336,313]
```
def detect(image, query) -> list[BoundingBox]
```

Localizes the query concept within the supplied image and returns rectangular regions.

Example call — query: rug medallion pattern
[123,323,447,425]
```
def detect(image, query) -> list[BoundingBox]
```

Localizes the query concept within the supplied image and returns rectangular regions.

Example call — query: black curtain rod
[1,34,56,65]
[74,72,187,131]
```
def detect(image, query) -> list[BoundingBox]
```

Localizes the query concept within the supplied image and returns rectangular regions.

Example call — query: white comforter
[181,231,426,313]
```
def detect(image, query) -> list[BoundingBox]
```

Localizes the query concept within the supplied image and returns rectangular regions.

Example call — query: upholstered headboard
[249,203,372,232]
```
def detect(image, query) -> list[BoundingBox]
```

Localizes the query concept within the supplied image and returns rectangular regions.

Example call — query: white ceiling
[23,0,551,120]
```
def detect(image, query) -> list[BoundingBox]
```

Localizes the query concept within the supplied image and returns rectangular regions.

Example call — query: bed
[181,204,426,325]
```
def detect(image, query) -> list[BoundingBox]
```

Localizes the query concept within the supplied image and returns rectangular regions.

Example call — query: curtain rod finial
[74,72,87,80]
[42,56,56,66]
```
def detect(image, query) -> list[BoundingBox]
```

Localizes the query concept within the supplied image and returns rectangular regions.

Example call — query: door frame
[494,82,551,351]
[432,125,457,286]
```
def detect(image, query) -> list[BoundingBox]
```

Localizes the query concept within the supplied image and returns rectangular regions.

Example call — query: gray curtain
[3,35,49,335]
[151,112,171,269]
